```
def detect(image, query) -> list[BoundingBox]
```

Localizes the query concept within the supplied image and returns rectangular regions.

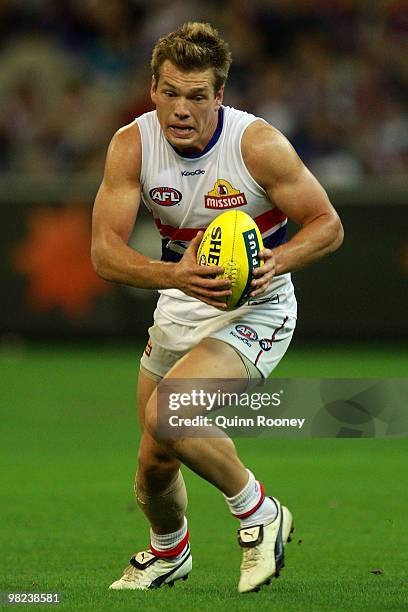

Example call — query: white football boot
[109,545,192,590]
[237,498,294,593]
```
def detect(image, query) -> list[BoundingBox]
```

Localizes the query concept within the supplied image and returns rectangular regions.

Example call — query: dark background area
[0,0,407,345]
[1,200,407,342]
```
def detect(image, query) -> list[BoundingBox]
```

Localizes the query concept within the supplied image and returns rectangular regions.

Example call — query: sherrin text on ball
[197,210,264,310]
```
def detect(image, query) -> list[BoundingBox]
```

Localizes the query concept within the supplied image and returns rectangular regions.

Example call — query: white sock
[224,469,278,528]
[150,517,189,560]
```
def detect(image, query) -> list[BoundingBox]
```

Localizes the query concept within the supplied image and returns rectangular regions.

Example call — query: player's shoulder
[242,119,301,186]
[111,119,142,152]
[242,120,294,160]
[105,119,142,182]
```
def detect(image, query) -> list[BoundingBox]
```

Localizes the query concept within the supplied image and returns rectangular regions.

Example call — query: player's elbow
[329,215,344,254]
[91,240,112,281]
[319,210,344,256]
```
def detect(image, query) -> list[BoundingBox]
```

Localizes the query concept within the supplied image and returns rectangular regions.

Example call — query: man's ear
[151,76,157,104]
[215,85,224,110]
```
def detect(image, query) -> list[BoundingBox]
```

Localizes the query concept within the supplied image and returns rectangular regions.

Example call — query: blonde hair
[151,22,232,92]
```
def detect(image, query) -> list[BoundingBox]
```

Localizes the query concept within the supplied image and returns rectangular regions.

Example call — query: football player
[92,22,343,592]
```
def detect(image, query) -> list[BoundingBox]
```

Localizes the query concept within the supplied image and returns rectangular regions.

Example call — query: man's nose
[174,97,190,119]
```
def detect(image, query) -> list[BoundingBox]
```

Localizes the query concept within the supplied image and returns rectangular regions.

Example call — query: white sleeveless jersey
[136,106,297,324]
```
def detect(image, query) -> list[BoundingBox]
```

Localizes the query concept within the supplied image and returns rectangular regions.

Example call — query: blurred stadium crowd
[0,0,407,186]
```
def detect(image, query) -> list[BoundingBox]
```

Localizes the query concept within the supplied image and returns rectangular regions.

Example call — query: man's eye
[165,91,175,97]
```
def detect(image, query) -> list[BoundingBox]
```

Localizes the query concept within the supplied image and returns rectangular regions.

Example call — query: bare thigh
[167,337,248,380]
[137,368,157,430]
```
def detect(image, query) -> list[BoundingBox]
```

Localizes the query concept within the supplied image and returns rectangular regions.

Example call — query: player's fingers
[192,283,232,297]
[192,230,204,244]
[181,234,203,264]
[185,231,204,256]
[194,276,231,290]
[190,292,228,309]
[258,248,274,260]
[250,274,273,294]
[251,274,274,291]
[253,259,275,278]
[250,285,269,297]
[250,267,275,290]
[194,264,225,277]
[253,251,275,274]
[252,268,275,282]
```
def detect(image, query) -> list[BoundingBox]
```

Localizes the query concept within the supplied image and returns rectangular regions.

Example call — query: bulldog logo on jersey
[204,179,247,209]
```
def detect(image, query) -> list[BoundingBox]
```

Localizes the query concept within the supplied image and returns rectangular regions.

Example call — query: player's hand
[173,232,232,309]
[250,248,276,297]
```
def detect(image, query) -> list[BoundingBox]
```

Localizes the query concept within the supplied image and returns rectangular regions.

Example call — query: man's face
[151,60,224,153]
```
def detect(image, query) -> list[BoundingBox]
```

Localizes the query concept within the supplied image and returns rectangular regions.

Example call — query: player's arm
[242,121,344,296]
[91,122,231,308]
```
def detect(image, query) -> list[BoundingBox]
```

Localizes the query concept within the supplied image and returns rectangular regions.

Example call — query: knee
[138,449,178,483]
[137,437,179,492]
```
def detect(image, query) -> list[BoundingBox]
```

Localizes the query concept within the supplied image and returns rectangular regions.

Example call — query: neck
[172,107,224,159]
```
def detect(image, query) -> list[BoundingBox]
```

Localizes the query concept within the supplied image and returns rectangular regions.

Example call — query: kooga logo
[181,169,205,176]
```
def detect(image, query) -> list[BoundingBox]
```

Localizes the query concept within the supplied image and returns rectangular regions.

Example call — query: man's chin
[167,134,200,152]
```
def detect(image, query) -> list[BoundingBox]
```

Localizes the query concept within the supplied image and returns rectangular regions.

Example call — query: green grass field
[1,344,407,611]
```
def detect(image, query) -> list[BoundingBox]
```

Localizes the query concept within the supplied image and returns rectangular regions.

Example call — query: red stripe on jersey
[254,208,287,234]
[150,530,189,558]
[154,218,205,241]
[233,482,265,519]
[154,208,286,241]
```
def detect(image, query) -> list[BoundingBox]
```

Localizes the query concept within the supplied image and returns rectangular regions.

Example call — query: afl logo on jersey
[149,187,182,206]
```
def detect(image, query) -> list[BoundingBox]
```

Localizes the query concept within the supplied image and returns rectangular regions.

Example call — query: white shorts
[140,303,296,380]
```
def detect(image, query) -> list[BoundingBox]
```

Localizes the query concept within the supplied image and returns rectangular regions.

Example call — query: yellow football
[197,210,264,310]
